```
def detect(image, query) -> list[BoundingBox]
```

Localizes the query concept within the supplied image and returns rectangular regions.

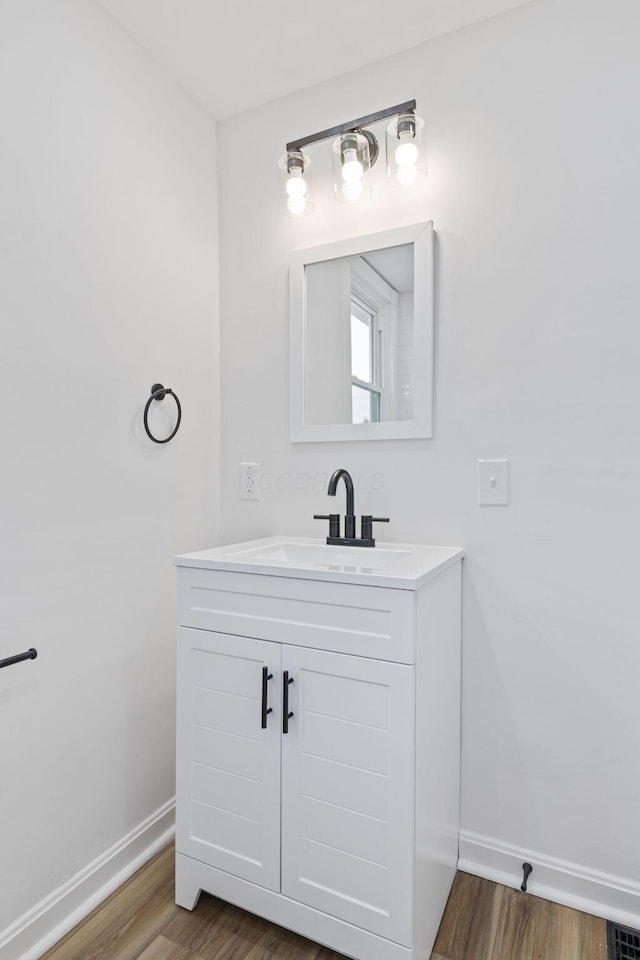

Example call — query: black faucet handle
[313,514,340,539]
[360,515,390,542]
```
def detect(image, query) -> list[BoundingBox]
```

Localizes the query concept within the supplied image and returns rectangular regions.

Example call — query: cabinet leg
[175,856,202,911]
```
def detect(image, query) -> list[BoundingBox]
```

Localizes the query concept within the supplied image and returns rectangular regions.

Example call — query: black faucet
[314,468,389,547]
[328,468,356,539]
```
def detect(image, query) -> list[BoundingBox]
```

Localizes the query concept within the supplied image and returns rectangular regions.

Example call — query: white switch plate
[478,459,510,505]
[240,462,261,500]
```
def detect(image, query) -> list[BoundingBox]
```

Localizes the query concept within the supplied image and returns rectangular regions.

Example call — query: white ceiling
[94,0,532,120]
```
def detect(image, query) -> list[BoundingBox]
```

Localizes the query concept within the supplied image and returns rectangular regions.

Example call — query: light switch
[478,459,510,505]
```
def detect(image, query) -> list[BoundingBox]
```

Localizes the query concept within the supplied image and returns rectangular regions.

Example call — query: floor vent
[608,921,640,960]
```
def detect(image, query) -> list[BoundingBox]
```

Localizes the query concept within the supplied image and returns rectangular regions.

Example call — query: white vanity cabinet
[175,538,462,960]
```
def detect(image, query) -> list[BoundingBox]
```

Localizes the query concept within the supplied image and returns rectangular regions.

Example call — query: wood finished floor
[41,844,608,960]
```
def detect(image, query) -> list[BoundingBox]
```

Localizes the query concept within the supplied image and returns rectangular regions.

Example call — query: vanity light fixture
[277,149,314,217]
[332,130,377,203]
[386,112,426,187]
[280,99,425,216]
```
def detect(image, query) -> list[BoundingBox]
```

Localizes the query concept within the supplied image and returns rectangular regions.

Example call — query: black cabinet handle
[261,666,273,729]
[282,671,294,734]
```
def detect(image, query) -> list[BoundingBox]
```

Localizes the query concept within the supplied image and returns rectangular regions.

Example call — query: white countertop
[175,536,463,590]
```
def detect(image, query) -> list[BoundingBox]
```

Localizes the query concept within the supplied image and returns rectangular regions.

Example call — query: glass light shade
[332,132,373,203]
[385,113,426,188]
[278,151,314,217]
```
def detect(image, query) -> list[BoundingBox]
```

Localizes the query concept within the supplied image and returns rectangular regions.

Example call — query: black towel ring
[144,383,182,444]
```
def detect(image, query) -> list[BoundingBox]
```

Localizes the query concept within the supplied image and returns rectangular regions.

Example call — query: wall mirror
[289,221,433,442]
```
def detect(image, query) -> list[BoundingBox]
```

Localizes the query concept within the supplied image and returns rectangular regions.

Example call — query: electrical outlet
[240,462,261,501]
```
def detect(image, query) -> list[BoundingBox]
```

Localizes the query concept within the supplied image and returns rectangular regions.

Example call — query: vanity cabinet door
[280,645,415,946]
[176,628,282,892]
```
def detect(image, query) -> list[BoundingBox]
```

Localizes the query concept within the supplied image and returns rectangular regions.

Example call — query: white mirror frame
[289,221,434,442]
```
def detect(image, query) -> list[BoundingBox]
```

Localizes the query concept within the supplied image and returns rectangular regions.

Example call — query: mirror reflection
[305,244,415,426]
[290,221,433,442]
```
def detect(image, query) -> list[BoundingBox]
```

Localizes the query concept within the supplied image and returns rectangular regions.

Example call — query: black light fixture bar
[286,99,416,153]
[0,647,38,670]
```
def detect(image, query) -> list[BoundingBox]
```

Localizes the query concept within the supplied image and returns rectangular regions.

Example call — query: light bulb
[286,169,307,199]
[286,196,307,217]
[341,147,363,183]
[386,113,425,187]
[395,136,418,168]
[396,164,418,187]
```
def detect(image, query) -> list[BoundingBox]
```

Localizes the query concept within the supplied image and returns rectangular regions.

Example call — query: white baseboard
[459,829,640,929]
[0,798,176,960]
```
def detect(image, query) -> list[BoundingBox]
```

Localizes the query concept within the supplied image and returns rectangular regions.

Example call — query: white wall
[218,0,640,922]
[0,0,219,954]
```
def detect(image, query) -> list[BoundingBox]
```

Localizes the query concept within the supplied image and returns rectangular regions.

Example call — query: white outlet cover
[477,459,510,505]
[240,462,261,501]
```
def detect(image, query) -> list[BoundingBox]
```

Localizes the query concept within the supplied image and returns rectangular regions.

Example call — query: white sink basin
[176,537,463,590]
[224,540,411,570]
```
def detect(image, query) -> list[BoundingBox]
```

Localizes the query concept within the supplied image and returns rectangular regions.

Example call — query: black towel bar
[0,648,38,670]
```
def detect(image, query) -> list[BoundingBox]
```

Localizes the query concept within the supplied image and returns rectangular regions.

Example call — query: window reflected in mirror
[351,298,380,423]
